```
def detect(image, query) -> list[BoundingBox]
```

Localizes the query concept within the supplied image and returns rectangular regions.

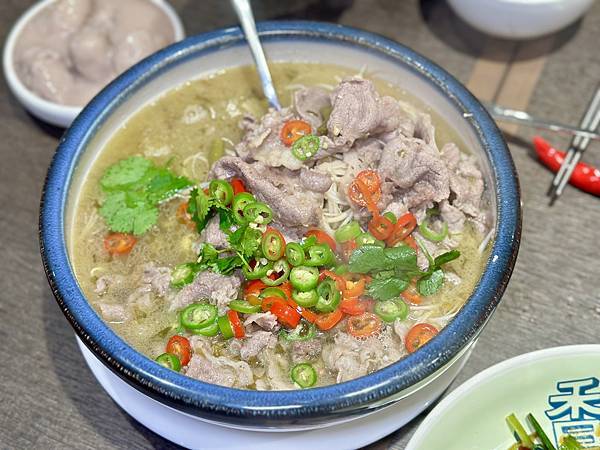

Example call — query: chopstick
[486,103,600,141]
[548,86,600,203]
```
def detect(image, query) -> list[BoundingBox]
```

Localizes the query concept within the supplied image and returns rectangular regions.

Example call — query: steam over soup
[70,64,491,390]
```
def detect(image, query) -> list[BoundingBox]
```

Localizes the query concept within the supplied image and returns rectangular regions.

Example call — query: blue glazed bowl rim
[40,21,520,421]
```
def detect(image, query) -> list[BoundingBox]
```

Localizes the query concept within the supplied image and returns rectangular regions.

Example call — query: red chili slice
[368,214,394,240]
[405,323,439,353]
[386,212,417,247]
[270,301,301,328]
[231,178,247,195]
[227,310,245,339]
[280,120,312,146]
[166,335,191,366]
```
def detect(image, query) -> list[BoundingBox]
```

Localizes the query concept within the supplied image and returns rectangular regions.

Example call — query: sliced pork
[210,156,331,230]
[169,270,241,313]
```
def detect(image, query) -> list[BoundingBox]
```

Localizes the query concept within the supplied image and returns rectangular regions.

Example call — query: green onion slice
[419,218,448,242]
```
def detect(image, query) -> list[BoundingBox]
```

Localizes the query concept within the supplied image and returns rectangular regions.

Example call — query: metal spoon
[230,0,281,110]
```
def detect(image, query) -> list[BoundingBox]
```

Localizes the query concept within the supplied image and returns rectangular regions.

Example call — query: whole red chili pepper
[532,136,600,196]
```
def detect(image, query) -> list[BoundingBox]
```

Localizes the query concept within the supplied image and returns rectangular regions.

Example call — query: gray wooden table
[1,1,599,449]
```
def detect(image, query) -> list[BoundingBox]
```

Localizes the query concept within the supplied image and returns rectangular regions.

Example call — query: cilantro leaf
[348,245,386,273]
[99,191,158,235]
[417,269,445,296]
[99,157,192,235]
[383,245,418,271]
[145,167,193,204]
[240,228,261,258]
[217,206,235,231]
[197,243,219,264]
[100,156,153,190]
[212,255,244,274]
[366,277,408,301]
[188,188,213,233]
[348,244,418,274]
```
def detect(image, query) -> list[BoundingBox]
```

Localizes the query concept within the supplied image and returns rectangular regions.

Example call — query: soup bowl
[39,22,521,434]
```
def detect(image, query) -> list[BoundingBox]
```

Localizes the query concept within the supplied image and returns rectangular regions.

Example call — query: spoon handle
[231,0,281,110]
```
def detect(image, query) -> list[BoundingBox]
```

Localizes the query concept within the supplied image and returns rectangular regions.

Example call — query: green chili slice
[355,232,385,248]
[261,259,290,286]
[243,259,272,280]
[217,315,234,339]
[291,135,320,161]
[285,242,305,266]
[383,211,397,224]
[180,303,218,330]
[374,298,409,323]
[209,179,234,206]
[243,201,273,225]
[170,263,197,288]
[290,265,319,291]
[334,220,362,243]
[291,363,317,388]
[232,192,255,224]
[228,300,261,314]
[155,353,181,372]
[189,319,219,336]
[261,228,286,261]
[292,289,319,307]
[419,218,448,242]
[282,321,317,341]
[304,243,335,267]
[259,287,288,300]
[315,279,341,313]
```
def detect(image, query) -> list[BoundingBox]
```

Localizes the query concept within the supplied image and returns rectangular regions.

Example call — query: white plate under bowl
[406,345,600,450]
[77,336,475,449]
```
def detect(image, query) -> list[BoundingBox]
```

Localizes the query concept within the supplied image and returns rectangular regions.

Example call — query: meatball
[69,26,113,81]
[112,30,161,73]
[18,47,73,103]
[52,0,93,32]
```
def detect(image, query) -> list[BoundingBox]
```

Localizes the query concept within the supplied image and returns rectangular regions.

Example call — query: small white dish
[447,0,595,40]
[2,0,185,128]
[406,345,600,450]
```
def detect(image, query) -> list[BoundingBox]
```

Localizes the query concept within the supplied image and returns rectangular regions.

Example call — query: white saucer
[77,337,473,449]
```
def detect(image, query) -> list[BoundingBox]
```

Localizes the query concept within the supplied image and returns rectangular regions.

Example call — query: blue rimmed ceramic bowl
[39,22,521,435]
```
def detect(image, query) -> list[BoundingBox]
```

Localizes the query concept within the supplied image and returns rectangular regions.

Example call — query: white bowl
[2,0,185,128]
[447,0,595,40]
